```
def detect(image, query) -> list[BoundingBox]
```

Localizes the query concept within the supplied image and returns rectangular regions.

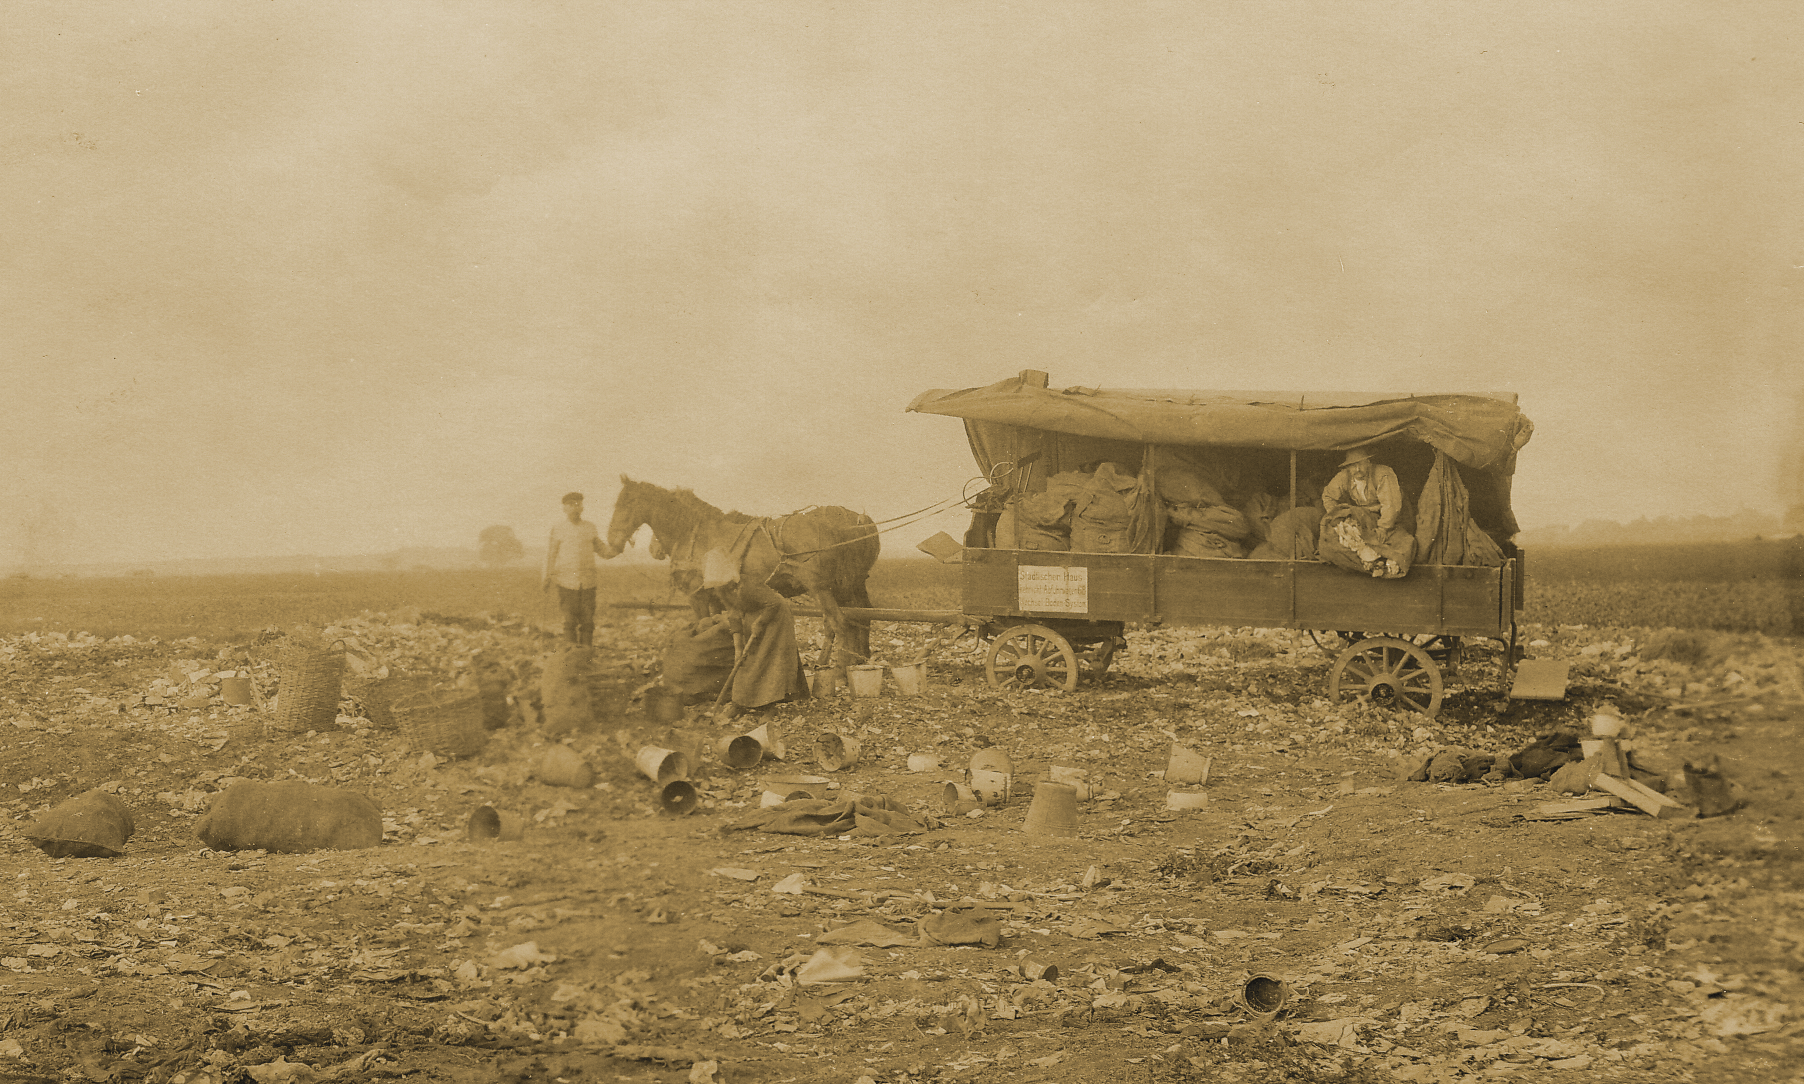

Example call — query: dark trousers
[558,586,595,645]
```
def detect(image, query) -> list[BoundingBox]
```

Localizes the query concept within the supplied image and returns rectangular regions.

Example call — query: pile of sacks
[1158,467,1317,560]
[995,462,1142,554]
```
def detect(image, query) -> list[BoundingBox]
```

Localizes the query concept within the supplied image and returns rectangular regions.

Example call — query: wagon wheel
[1312,630,1460,668]
[1309,630,1362,655]
[1081,638,1116,677]
[1328,636,1443,716]
[985,624,1079,692]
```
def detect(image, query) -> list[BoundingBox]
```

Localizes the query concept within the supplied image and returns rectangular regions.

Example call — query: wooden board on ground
[1510,658,1571,701]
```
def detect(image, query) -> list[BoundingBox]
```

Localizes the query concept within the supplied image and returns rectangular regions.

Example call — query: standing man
[543,492,615,645]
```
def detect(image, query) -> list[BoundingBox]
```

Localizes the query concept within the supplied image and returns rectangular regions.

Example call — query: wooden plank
[1510,659,1570,700]
[1593,774,1692,819]
[1594,738,1628,779]
[789,607,975,625]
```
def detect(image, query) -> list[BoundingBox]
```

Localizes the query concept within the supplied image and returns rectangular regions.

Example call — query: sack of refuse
[539,646,596,734]
[196,780,382,853]
[24,790,136,858]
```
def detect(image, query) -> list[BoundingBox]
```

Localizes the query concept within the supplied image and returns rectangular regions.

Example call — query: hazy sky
[5,2,1799,567]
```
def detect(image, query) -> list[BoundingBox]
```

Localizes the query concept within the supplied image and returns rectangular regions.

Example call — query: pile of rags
[727,795,926,837]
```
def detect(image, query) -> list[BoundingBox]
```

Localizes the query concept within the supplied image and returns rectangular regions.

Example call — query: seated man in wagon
[1317,449,1416,579]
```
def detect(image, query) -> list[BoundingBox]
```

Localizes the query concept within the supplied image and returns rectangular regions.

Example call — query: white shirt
[546,519,601,589]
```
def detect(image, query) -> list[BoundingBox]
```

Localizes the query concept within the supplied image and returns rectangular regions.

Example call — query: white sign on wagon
[1017,565,1088,613]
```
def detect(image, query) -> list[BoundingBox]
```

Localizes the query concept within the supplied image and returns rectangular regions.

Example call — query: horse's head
[605,475,649,554]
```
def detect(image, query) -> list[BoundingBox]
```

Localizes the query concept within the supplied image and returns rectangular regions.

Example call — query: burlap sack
[25,790,135,858]
[659,621,734,703]
[196,781,382,853]
[537,744,595,788]
[539,646,595,735]
[471,652,511,730]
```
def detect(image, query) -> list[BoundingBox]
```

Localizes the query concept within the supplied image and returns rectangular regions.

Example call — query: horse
[603,476,881,666]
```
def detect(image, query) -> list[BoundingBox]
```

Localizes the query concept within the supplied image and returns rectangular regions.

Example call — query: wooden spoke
[984,624,1079,692]
[1328,636,1443,716]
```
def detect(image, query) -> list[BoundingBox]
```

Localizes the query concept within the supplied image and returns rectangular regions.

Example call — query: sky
[4,1,1800,569]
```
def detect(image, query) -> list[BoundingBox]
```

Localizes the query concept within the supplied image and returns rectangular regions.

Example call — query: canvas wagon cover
[908,371,1535,537]
[907,372,1532,472]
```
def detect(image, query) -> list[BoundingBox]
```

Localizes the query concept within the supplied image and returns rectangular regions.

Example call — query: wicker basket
[346,674,429,730]
[392,687,486,759]
[274,641,346,734]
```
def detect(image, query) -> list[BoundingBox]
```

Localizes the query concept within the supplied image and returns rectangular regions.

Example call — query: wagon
[902,370,1539,717]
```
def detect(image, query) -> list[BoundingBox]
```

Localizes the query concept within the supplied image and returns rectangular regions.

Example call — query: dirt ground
[2,608,1801,1084]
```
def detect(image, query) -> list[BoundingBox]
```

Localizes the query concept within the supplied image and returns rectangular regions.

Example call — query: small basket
[274,641,347,734]
[392,687,486,759]
[346,674,428,730]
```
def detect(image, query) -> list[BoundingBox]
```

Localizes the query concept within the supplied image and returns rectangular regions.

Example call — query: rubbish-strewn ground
[2,608,1800,1084]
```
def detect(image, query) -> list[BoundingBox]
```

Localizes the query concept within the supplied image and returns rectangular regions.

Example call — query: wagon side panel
[1153,556,1293,628]
[1292,562,1506,637]
[961,550,1155,622]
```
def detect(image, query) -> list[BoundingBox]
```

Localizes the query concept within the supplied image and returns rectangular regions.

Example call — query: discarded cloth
[1508,731,1583,780]
[815,920,921,948]
[725,795,925,836]
[919,910,1002,948]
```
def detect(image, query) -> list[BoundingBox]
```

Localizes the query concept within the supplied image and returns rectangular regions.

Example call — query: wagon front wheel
[1328,636,1443,716]
[985,624,1079,692]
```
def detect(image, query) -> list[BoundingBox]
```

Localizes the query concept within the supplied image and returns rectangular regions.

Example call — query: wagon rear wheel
[985,624,1079,692]
[1328,636,1443,717]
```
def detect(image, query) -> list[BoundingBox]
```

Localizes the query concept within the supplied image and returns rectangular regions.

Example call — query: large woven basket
[346,674,429,730]
[392,687,486,759]
[274,641,346,734]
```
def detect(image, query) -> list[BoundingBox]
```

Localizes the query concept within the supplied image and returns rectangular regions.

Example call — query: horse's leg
[803,575,845,670]
[833,578,873,667]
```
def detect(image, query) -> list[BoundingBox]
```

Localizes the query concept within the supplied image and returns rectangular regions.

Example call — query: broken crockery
[1241,973,1291,1016]
[815,732,863,772]
[1166,744,1212,785]
[635,746,691,785]
[717,733,765,770]
[1022,959,1059,982]
[764,774,831,800]
[847,664,884,698]
[890,660,926,696]
[1046,764,1096,800]
[219,676,254,706]
[941,782,982,815]
[467,805,526,842]
[1021,782,1079,837]
[808,666,845,697]
[744,722,785,760]
[968,768,1012,805]
[659,780,700,815]
[969,748,1013,774]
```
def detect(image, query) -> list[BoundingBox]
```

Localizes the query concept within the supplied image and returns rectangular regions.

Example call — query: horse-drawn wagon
[904,371,1539,717]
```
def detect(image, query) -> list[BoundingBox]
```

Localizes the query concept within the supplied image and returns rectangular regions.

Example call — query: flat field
[4,540,1796,642]
[1522,540,1801,635]
[2,546,1801,1083]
